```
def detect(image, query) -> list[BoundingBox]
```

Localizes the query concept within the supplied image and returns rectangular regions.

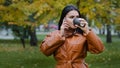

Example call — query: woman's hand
[60,19,76,37]
[60,20,70,37]
[75,18,90,35]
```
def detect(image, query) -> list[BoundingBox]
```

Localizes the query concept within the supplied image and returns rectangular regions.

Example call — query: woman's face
[63,10,79,29]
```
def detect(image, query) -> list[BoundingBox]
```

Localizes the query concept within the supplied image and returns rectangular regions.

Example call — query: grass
[86,35,120,68]
[0,34,120,68]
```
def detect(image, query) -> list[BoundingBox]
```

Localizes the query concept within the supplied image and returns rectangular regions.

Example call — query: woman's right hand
[60,18,78,37]
[60,21,67,37]
[60,19,72,37]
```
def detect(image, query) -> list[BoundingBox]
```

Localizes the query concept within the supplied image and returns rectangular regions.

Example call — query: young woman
[40,5,105,68]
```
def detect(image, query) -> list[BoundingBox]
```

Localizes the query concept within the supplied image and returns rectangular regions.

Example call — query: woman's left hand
[75,18,90,35]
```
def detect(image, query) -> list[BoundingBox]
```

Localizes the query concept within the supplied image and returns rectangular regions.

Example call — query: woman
[40,5,104,68]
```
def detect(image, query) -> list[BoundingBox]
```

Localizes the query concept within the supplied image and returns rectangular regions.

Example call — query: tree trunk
[106,24,112,43]
[102,24,105,35]
[20,37,25,48]
[29,28,38,46]
[118,32,120,38]
[99,29,102,35]
[76,0,80,8]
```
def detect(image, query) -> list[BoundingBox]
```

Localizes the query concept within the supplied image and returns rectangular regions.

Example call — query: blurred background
[0,0,120,68]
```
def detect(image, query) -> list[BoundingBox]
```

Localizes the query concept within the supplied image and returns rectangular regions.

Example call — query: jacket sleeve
[40,30,65,56]
[86,30,105,54]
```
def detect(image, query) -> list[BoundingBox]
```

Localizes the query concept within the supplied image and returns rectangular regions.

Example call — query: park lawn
[86,35,120,68]
[0,35,120,68]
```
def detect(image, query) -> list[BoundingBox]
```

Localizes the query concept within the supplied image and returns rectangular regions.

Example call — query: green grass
[86,35,120,68]
[0,34,120,68]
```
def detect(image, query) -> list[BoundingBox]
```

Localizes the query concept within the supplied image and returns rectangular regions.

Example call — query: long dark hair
[58,4,84,34]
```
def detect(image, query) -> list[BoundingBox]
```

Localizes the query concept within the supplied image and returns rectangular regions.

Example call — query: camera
[73,18,86,27]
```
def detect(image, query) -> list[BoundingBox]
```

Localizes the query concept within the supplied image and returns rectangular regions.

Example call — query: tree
[0,0,42,47]
[77,0,120,43]
[110,0,120,36]
[0,0,120,44]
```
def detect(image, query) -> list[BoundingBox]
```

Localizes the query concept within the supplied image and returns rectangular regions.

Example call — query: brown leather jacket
[40,30,104,68]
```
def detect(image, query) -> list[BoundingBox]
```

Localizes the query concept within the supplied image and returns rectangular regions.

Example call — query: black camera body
[73,18,86,27]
